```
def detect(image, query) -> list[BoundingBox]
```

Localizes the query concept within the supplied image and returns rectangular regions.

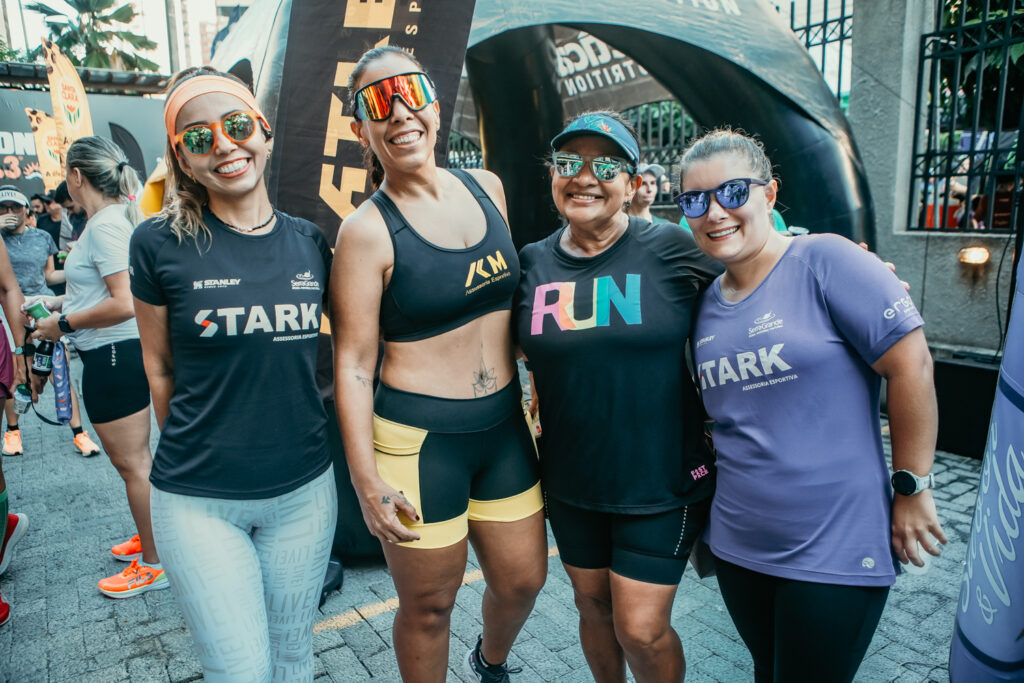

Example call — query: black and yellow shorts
[372,380,543,549]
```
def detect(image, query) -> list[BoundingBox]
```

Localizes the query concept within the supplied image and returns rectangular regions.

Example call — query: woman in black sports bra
[331,47,547,682]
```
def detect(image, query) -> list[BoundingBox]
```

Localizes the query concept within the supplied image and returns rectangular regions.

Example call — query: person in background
[0,186,32,628]
[54,181,86,247]
[29,195,46,219]
[680,128,946,682]
[35,194,63,249]
[626,162,666,223]
[0,184,98,458]
[30,137,160,600]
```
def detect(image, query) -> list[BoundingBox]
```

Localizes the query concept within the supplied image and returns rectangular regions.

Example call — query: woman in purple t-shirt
[678,129,947,682]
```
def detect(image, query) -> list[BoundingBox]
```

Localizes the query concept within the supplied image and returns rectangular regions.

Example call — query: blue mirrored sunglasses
[674,178,768,218]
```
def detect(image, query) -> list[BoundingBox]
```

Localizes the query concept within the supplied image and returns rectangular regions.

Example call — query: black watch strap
[58,314,74,334]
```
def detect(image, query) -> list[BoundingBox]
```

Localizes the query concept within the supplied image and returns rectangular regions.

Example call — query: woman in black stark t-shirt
[332,47,546,681]
[514,111,721,681]
[129,67,336,681]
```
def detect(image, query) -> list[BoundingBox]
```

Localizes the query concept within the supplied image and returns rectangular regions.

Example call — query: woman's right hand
[22,294,63,313]
[356,479,421,544]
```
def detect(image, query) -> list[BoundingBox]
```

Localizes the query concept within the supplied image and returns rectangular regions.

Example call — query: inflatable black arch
[465,1,873,247]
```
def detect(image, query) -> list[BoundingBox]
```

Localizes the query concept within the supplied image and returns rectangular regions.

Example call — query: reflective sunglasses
[354,72,438,122]
[174,110,265,156]
[552,153,636,182]
[674,178,768,218]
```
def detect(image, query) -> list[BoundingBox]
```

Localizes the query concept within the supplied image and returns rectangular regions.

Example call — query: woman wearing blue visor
[514,111,721,682]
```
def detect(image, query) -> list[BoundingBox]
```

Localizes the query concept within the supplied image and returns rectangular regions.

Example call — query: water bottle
[12,384,31,415]
[51,342,71,424]
[949,253,1024,681]
[31,339,53,377]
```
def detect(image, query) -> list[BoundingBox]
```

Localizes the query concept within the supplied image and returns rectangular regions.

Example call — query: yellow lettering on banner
[320,164,368,220]
[335,62,356,87]
[324,94,358,157]
[344,0,397,29]
[409,2,421,12]
[405,24,418,35]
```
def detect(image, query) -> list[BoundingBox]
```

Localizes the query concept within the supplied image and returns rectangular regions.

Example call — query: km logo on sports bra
[465,250,511,292]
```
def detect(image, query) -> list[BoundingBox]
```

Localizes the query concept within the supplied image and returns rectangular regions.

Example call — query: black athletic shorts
[77,339,151,424]
[372,380,543,549]
[547,495,712,585]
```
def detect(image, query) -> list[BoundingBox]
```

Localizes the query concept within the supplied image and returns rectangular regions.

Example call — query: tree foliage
[26,0,160,72]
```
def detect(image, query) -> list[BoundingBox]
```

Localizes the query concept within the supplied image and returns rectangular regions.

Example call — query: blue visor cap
[550,114,641,167]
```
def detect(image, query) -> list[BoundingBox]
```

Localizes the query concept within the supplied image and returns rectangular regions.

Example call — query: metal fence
[622,100,698,203]
[784,0,853,106]
[907,1,1023,234]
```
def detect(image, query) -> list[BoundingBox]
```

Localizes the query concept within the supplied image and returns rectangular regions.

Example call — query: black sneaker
[463,635,522,682]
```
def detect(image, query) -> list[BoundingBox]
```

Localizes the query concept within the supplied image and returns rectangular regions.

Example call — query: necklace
[211,209,276,233]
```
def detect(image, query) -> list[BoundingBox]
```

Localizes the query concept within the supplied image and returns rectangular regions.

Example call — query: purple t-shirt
[694,234,923,586]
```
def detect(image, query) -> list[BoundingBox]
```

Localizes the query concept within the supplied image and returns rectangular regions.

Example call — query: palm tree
[26,0,160,71]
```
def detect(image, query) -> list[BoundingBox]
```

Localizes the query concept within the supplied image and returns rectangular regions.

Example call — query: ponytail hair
[65,137,143,226]
[348,46,427,189]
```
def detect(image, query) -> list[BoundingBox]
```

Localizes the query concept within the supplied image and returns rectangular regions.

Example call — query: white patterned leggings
[151,467,337,683]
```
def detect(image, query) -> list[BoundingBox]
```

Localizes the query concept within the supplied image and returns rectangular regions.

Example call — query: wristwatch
[891,469,935,496]
[12,346,22,355]
[58,314,74,334]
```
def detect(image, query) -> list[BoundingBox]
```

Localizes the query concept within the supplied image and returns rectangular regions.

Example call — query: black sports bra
[372,169,520,342]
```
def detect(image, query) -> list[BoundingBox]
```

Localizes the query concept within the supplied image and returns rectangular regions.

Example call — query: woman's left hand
[891,490,948,568]
[31,314,62,343]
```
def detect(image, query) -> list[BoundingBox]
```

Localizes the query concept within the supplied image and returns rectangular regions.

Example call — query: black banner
[270,0,477,244]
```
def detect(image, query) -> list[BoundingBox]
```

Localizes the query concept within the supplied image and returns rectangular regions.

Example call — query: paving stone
[1,382,987,681]
[126,655,171,682]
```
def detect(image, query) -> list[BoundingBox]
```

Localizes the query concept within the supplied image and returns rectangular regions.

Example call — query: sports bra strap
[448,168,490,201]
[368,190,407,238]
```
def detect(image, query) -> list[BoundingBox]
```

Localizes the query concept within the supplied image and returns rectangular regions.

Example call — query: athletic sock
[71,426,83,436]
[476,638,506,673]
[0,489,7,541]
[6,425,17,433]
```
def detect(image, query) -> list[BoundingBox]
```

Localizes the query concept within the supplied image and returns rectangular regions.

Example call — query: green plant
[26,0,159,71]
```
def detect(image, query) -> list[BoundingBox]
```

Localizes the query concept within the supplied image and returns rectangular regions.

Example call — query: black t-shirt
[36,214,62,246]
[130,210,332,499]
[515,218,723,513]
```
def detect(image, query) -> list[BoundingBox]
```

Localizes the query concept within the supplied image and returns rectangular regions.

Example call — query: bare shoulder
[335,199,393,266]
[464,168,504,196]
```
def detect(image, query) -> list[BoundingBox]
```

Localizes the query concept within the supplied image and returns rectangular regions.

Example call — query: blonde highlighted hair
[65,137,143,226]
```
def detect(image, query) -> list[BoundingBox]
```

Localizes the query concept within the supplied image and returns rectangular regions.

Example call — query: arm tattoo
[355,374,372,388]
[381,495,391,505]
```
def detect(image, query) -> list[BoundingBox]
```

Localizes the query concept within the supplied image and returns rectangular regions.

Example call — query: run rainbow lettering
[531,274,641,334]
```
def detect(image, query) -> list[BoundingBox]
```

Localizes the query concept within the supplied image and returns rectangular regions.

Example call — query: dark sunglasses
[174,110,266,156]
[0,204,25,213]
[552,153,636,182]
[674,178,769,218]
[354,72,438,122]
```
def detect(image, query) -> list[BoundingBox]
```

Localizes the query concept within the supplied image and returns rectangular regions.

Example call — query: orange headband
[163,74,270,149]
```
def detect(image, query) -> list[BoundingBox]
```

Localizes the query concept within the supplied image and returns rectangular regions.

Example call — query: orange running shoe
[2,430,22,456]
[97,559,167,598]
[110,533,143,562]
[73,431,100,457]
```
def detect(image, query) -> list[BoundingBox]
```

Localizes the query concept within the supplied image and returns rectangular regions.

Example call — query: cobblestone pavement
[0,363,982,681]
